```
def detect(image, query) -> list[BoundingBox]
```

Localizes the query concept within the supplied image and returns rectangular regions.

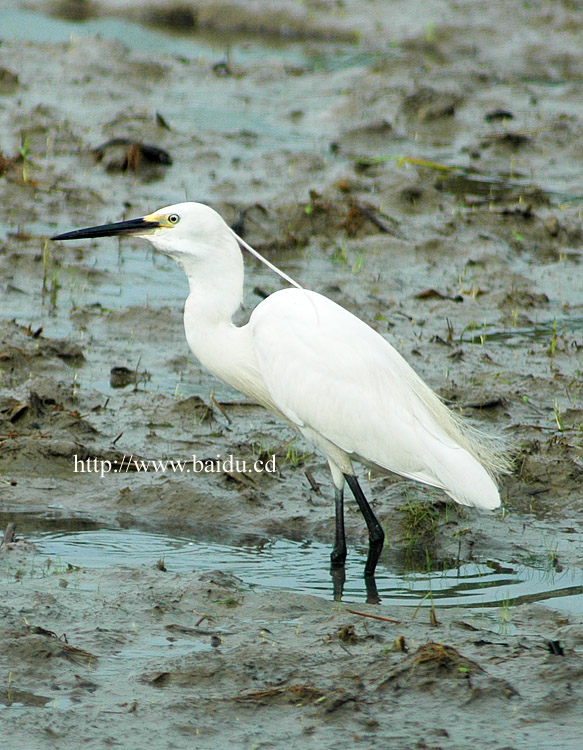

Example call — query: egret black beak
[51,216,160,241]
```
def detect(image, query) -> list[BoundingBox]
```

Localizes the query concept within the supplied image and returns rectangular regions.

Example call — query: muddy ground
[1,0,583,747]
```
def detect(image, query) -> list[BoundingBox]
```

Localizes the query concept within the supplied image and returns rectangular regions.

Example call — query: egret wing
[250,289,499,509]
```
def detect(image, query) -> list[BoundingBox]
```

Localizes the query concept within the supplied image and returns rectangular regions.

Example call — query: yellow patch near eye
[143,212,175,228]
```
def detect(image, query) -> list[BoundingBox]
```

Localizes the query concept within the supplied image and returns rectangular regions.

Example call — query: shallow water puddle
[0,7,309,65]
[22,526,583,615]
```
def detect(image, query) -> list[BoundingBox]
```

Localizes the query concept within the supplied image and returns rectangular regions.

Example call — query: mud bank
[1,0,582,747]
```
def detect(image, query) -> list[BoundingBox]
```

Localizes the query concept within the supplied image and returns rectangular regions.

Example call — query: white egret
[52,202,509,583]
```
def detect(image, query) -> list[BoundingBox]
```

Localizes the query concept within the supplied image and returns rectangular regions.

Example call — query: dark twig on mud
[210,393,232,424]
[233,684,325,702]
[304,468,320,492]
[354,202,403,237]
[346,609,401,624]
[27,625,97,666]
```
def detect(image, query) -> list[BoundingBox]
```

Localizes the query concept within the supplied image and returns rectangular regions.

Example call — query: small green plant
[459,320,489,345]
[400,494,439,548]
[284,438,312,467]
[251,435,269,460]
[424,22,436,42]
[499,598,512,630]
[511,229,524,244]
[351,253,365,274]
[213,597,241,608]
[19,137,30,160]
[19,136,32,183]
[49,269,60,309]
[548,319,557,357]
[42,240,50,295]
[331,244,348,266]
[553,400,564,431]
[566,369,582,408]
[541,537,560,573]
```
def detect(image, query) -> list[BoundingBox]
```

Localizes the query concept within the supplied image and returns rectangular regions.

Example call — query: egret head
[52,201,235,264]
[52,201,301,288]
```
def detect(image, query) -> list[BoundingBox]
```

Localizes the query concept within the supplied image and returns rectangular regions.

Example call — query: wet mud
[1,0,582,747]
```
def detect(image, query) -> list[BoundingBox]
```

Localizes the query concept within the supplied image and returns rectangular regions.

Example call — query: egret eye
[167,214,180,225]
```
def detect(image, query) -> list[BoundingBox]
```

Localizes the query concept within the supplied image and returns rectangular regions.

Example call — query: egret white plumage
[52,202,509,583]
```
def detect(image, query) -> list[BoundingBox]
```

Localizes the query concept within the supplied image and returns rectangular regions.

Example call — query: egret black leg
[344,474,385,577]
[330,486,347,568]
